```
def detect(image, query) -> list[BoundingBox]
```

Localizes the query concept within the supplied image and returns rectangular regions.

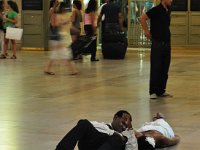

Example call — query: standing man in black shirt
[97,0,123,32]
[140,0,172,99]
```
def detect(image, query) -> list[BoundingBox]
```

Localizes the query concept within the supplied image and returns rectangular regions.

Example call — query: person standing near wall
[0,1,4,54]
[49,0,59,25]
[70,0,82,43]
[0,1,18,59]
[84,0,99,62]
[140,0,173,99]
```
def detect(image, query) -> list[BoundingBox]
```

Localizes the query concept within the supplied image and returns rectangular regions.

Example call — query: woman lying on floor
[135,113,180,150]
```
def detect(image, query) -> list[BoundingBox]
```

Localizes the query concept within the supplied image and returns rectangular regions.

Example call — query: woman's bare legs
[45,59,55,74]
[71,35,78,43]
[1,38,17,59]
[44,40,58,75]
[11,40,17,57]
[65,60,78,75]
[4,38,9,55]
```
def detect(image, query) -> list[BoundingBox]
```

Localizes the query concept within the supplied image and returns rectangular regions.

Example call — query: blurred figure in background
[98,0,124,33]
[44,2,78,75]
[70,0,82,43]
[49,0,59,26]
[98,0,108,35]
[70,0,82,60]
[0,0,18,59]
[0,1,4,54]
[84,0,99,62]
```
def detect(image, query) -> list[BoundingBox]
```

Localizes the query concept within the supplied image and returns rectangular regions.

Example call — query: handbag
[71,35,96,58]
[6,27,23,40]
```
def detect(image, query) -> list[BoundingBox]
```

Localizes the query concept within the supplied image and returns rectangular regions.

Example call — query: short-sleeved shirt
[146,4,171,42]
[4,10,18,29]
[101,2,121,24]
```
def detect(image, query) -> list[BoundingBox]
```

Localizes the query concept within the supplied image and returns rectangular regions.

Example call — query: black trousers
[84,25,97,60]
[150,40,171,95]
[55,119,126,150]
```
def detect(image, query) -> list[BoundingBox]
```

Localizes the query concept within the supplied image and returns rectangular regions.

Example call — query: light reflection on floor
[0,50,200,150]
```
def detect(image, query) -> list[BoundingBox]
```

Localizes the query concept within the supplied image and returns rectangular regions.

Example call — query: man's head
[102,0,109,3]
[161,0,172,7]
[111,110,132,133]
[137,136,155,150]
[108,0,115,3]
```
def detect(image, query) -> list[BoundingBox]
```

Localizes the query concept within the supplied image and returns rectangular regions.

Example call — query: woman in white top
[135,113,180,150]
[84,0,99,62]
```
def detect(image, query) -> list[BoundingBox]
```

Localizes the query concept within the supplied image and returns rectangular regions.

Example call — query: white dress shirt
[90,121,138,150]
[137,119,175,139]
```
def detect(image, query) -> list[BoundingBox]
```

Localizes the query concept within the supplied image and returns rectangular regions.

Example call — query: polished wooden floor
[0,50,200,150]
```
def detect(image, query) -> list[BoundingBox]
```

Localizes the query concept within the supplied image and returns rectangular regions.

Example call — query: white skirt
[49,40,72,60]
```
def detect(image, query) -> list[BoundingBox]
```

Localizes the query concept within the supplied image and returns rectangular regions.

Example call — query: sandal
[44,71,55,75]
[0,54,6,59]
[10,55,17,59]
[69,72,79,76]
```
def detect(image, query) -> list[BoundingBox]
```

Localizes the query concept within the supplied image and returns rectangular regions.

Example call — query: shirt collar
[159,3,169,13]
[107,123,113,130]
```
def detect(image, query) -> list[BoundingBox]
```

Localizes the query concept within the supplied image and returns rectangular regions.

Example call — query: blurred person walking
[84,0,99,62]
[44,2,78,75]
[0,1,18,59]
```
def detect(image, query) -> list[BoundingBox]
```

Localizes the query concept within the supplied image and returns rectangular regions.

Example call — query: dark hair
[73,0,82,10]
[114,110,131,120]
[58,2,67,13]
[85,0,97,13]
[0,1,3,12]
[7,1,19,13]
[137,136,155,150]
[50,0,56,9]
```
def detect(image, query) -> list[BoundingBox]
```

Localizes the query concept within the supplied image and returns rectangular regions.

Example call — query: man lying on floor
[135,113,180,150]
[55,110,138,150]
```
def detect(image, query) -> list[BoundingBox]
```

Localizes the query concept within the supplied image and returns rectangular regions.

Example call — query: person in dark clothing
[98,0,108,35]
[97,0,123,33]
[140,0,173,99]
[55,110,133,150]
[84,0,99,62]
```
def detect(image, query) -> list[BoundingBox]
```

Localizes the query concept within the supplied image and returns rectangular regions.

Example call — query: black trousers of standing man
[55,119,126,150]
[150,40,171,96]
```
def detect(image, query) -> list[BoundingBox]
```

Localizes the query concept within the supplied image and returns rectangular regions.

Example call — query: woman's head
[50,0,59,9]
[58,2,67,13]
[73,0,82,10]
[6,1,19,13]
[85,0,97,13]
[137,136,156,150]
